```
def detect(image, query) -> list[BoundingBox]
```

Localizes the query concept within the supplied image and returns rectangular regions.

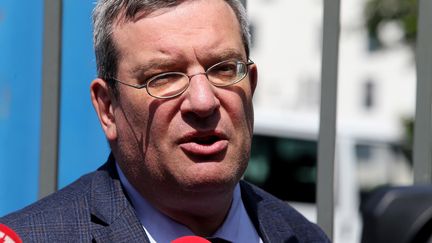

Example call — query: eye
[208,61,237,77]
[147,73,184,88]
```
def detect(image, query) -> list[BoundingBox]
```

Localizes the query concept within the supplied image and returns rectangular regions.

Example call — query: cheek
[114,96,153,152]
[115,111,146,156]
[226,86,255,135]
[148,98,182,136]
[141,99,185,164]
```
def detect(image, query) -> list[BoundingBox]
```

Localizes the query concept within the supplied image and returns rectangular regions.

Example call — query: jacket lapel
[89,154,150,242]
[240,181,298,243]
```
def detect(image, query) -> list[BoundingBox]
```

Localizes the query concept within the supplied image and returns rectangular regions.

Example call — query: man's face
[98,0,257,195]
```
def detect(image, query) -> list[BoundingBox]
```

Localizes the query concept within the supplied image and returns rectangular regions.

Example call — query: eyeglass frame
[107,59,255,99]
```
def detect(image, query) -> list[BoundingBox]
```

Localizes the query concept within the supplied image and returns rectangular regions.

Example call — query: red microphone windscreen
[171,236,211,243]
[0,224,22,243]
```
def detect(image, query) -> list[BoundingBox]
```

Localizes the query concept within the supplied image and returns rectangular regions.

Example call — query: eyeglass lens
[147,60,248,98]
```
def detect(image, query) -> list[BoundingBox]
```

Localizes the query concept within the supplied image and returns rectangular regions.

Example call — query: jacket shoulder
[0,170,105,242]
[240,180,330,242]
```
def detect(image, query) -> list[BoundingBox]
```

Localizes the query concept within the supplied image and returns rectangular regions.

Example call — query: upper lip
[177,130,228,144]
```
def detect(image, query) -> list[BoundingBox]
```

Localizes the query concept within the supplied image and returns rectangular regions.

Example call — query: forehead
[111,0,245,64]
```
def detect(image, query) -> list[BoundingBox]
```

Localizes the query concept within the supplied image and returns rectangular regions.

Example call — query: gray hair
[92,0,251,91]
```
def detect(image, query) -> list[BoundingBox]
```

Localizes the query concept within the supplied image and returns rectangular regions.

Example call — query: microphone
[0,224,22,243]
[171,236,211,243]
[171,236,231,243]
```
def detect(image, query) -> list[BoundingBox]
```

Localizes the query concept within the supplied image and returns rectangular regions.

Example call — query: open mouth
[178,131,228,156]
[193,135,221,145]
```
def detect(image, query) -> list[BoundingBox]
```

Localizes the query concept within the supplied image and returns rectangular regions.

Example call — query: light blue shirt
[116,163,263,243]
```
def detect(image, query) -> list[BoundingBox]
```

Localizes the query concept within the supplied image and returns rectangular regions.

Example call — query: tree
[365,0,419,164]
[365,0,418,49]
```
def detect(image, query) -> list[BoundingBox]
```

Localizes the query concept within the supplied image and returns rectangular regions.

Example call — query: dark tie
[205,237,232,243]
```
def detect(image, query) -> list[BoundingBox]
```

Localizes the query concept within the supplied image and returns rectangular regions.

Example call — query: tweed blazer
[0,156,329,242]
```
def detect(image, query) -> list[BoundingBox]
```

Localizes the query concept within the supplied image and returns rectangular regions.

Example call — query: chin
[179,166,243,193]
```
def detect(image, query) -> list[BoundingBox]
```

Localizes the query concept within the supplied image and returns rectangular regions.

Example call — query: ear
[248,63,258,95]
[90,78,117,141]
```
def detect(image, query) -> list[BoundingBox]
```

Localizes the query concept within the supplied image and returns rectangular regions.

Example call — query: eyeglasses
[108,59,254,99]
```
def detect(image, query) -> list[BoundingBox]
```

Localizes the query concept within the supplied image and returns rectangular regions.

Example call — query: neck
[152,188,235,236]
[115,161,237,236]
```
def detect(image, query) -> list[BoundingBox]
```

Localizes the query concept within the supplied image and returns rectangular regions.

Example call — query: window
[363,79,375,109]
[245,135,317,203]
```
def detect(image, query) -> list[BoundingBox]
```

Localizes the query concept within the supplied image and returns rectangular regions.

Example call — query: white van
[245,109,412,243]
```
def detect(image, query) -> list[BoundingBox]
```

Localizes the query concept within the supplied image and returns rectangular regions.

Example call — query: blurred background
[0,0,422,242]
[243,0,418,242]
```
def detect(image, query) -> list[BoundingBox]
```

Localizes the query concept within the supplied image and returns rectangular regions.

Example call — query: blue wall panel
[58,0,109,188]
[0,1,109,215]
[0,1,43,216]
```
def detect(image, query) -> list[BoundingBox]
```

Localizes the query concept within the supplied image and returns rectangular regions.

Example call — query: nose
[180,73,220,118]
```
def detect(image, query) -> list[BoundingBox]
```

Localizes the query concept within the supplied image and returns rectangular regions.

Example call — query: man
[1,0,329,242]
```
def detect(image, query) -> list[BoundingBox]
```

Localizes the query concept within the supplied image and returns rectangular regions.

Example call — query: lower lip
[179,140,228,156]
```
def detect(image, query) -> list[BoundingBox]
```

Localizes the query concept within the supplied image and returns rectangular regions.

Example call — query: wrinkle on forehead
[112,0,245,78]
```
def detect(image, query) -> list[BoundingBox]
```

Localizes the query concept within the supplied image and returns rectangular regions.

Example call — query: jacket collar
[89,154,150,242]
[240,181,298,243]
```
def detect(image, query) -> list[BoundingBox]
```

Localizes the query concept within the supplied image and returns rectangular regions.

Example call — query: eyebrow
[131,59,178,76]
[207,48,246,62]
